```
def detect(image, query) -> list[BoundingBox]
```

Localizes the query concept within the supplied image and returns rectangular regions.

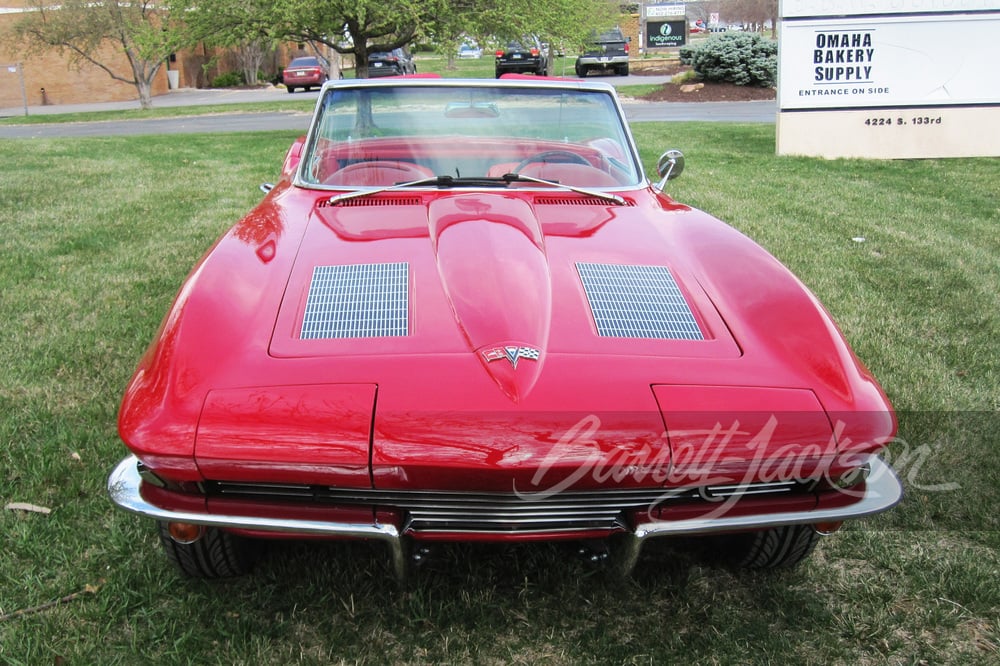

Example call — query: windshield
[298,81,642,191]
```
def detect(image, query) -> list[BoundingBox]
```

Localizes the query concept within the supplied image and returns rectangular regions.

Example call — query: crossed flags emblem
[481,346,541,369]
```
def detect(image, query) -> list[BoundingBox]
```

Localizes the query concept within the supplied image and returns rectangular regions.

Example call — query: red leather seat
[517,162,622,187]
[324,160,433,186]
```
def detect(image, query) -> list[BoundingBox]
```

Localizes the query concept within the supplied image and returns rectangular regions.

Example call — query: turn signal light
[167,522,205,544]
[813,521,844,536]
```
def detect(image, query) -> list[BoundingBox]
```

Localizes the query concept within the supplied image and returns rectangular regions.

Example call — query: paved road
[0,83,777,138]
[624,100,775,123]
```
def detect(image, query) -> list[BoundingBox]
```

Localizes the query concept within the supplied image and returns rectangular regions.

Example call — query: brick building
[0,2,306,112]
[0,1,173,111]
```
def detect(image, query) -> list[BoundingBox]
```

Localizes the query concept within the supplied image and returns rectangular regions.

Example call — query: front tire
[715,524,821,569]
[158,523,259,578]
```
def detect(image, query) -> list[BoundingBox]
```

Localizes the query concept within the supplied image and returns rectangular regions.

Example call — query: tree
[427,0,482,70]
[272,0,620,78]
[702,0,778,36]
[184,0,439,80]
[429,0,620,68]
[14,0,186,109]
[185,0,622,82]
[181,0,282,85]
[471,0,620,51]
[271,0,444,79]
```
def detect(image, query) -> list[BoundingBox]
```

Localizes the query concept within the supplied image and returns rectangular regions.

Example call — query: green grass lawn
[0,125,997,663]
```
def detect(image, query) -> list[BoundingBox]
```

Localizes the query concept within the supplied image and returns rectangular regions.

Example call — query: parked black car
[367,49,417,77]
[495,36,551,78]
[575,28,630,77]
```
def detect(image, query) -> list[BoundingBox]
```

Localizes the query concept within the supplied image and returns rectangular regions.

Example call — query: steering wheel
[513,150,591,174]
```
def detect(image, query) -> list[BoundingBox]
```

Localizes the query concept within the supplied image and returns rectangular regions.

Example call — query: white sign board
[782,0,994,19]
[646,4,686,18]
[777,0,1000,158]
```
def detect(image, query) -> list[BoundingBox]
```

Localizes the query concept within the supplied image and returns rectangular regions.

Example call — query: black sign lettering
[810,32,875,83]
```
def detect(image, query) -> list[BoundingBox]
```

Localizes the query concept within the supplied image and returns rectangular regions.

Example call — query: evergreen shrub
[679,33,777,87]
[210,71,245,88]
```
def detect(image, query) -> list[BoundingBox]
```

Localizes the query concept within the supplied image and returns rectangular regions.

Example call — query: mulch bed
[631,66,776,103]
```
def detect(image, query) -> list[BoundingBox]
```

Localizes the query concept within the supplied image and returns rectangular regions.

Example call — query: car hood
[269,191,740,400]
[121,186,894,489]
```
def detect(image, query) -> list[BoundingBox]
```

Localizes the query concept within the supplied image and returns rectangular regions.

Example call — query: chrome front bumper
[108,454,903,578]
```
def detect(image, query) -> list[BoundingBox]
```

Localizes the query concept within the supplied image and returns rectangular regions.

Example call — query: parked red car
[282,56,328,93]
[109,77,902,580]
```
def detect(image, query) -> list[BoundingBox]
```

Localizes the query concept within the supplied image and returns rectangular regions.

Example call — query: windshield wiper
[327,173,625,206]
[327,175,450,205]
[500,173,625,205]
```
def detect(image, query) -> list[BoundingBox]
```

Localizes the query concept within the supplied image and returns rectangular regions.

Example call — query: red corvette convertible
[108,77,902,579]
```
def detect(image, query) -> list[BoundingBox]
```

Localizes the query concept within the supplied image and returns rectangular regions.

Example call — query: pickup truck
[575,28,630,77]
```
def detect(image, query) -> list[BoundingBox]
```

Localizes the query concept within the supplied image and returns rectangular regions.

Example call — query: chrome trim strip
[211,485,691,506]
[408,511,621,521]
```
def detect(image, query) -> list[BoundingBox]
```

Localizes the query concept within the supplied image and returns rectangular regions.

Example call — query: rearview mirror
[444,101,500,118]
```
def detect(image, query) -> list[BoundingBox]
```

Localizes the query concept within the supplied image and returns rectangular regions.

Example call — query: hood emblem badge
[482,346,540,369]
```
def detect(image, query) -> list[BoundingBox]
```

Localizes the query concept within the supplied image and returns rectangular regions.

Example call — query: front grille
[206,481,802,534]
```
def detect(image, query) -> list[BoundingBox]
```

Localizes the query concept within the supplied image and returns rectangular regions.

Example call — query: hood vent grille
[577,263,704,340]
[318,196,422,208]
[300,263,409,339]
[535,196,634,207]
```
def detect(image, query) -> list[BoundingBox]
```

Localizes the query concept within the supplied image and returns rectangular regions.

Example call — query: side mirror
[654,150,685,190]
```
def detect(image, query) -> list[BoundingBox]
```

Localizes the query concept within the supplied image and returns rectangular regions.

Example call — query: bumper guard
[108,454,903,578]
